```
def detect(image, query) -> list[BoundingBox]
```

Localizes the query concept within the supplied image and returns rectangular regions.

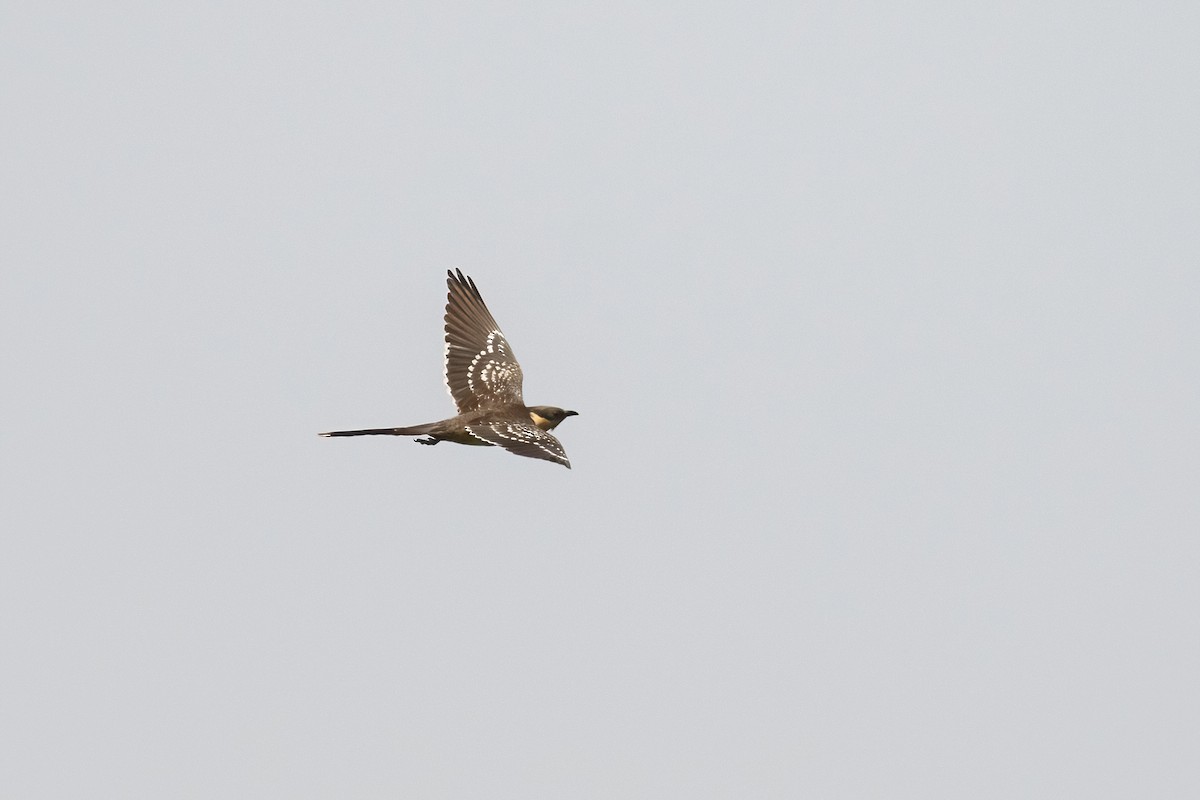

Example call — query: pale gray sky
[3,3,1198,798]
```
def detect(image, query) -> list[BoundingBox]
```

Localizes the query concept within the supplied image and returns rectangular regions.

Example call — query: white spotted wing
[466,421,571,469]
[443,269,525,412]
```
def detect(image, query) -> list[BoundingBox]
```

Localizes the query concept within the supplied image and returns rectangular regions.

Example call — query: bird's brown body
[320,270,578,468]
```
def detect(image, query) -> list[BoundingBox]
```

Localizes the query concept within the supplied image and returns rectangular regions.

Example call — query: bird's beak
[565,410,578,417]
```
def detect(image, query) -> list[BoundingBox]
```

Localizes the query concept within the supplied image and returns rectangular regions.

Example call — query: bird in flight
[320,269,578,468]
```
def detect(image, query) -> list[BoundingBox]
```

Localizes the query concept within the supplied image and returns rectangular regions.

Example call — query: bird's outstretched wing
[466,421,571,469]
[443,269,525,413]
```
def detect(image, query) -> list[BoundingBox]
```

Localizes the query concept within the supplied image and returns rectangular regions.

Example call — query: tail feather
[319,423,436,437]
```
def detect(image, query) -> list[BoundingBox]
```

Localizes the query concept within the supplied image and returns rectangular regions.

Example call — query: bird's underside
[320,270,577,469]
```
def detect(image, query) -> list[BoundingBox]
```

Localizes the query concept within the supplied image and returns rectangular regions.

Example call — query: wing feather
[466,420,571,469]
[443,269,524,412]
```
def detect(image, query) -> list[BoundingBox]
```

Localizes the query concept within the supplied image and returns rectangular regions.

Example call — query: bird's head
[527,406,579,431]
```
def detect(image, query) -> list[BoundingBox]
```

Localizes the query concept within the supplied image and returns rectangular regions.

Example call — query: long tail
[319,423,437,437]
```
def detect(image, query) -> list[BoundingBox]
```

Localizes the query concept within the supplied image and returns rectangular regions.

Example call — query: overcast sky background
[3,3,1198,798]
